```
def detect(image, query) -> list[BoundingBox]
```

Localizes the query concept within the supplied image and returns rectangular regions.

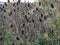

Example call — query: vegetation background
[0,0,60,45]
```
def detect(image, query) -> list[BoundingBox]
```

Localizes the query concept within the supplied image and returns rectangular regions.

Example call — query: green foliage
[44,18,56,29]
[33,12,60,45]
[43,33,49,41]
[33,34,48,45]
[33,33,60,45]
[0,29,19,45]
[56,12,60,28]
